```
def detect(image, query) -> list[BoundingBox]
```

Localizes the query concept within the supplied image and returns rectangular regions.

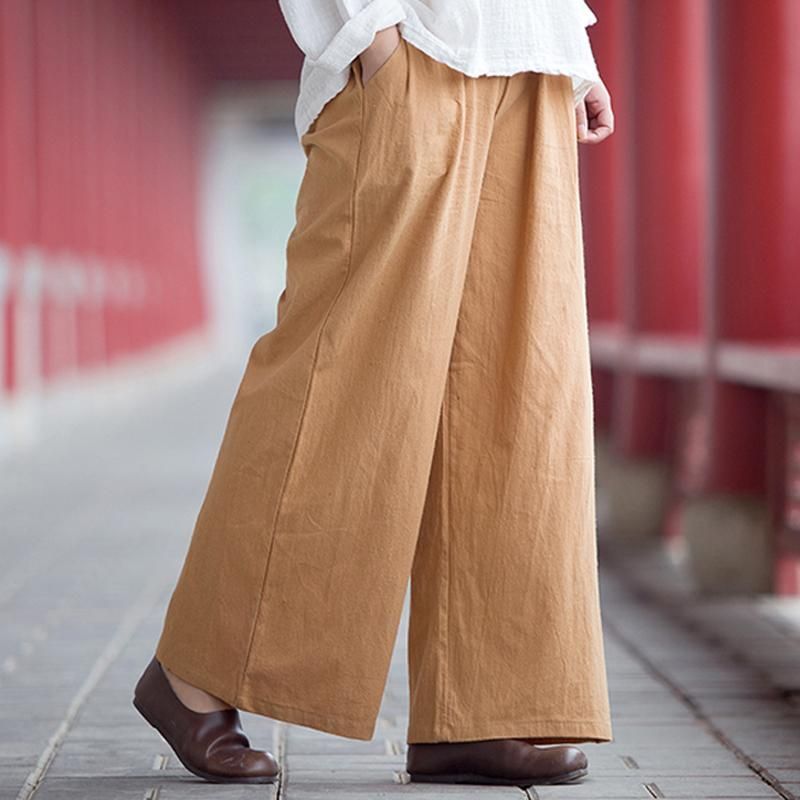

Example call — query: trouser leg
[155,39,502,740]
[407,69,613,745]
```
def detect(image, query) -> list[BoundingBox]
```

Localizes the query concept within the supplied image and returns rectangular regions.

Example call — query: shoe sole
[408,766,589,787]
[132,697,279,785]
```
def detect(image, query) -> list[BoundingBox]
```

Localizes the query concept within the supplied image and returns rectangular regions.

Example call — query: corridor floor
[1,364,798,800]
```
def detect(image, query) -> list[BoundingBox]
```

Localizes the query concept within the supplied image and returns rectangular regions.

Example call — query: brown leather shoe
[406,738,588,787]
[133,657,279,784]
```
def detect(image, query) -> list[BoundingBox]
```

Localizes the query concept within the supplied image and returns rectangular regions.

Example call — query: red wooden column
[583,1,711,469]
[625,0,713,548]
[71,0,105,371]
[0,0,37,397]
[622,0,711,476]
[713,1,800,349]
[630,0,708,342]
[709,0,800,593]
[580,0,633,433]
[34,0,75,383]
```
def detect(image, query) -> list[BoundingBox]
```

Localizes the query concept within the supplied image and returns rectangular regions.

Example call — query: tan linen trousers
[156,36,613,746]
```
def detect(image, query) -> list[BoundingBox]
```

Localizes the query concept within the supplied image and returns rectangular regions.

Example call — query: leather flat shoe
[406,738,588,787]
[133,657,279,784]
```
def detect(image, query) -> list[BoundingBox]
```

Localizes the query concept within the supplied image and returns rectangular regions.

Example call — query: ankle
[162,664,234,713]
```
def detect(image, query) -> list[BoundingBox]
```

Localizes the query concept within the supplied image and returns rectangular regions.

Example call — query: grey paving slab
[281,785,519,799]
[645,776,780,797]
[2,365,798,800]
[31,777,277,800]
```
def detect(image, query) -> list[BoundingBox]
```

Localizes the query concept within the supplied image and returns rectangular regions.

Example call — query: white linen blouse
[278,0,602,143]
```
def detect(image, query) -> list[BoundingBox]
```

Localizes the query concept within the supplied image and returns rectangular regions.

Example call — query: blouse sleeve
[570,0,600,105]
[278,0,407,74]
[577,1,598,26]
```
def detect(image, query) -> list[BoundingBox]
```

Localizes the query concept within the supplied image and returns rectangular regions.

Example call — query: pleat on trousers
[155,35,614,745]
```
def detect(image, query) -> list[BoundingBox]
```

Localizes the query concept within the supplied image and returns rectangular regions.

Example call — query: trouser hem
[235,693,376,741]
[153,646,377,741]
[406,718,614,745]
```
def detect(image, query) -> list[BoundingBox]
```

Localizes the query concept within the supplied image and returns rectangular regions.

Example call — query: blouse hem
[398,21,600,101]
[295,21,601,142]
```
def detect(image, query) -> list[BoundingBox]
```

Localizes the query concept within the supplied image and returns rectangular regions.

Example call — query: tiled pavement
[1,364,798,799]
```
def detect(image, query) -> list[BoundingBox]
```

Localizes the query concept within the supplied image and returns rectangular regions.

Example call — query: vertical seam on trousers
[235,81,367,703]
[439,377,452,736]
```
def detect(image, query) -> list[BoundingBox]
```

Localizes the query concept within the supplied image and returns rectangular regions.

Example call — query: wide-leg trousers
[156,35,613,745]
